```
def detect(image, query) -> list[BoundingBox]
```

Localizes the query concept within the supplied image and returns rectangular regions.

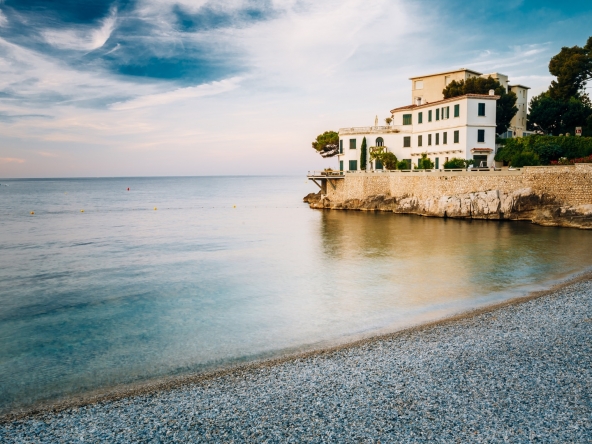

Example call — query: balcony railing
[339,126,403,135]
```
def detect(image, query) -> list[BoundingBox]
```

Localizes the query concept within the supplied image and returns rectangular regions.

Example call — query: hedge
[495,135,592,165]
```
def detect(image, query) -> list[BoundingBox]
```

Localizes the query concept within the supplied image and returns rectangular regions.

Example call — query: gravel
[2,279,592,443]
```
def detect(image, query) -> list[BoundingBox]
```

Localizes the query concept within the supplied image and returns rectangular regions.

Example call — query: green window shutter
[454,130,459,143]
[428,134,432,145]
[349,139,356,149]
[454,104,460,117]
[403,114,412,125]
[428,110,432,122]
[435,133,439,145]
[436,108,440,120]
[349,160,357,170]
[418,135,423,147]
[375,159,383,169]
[435,157,439,169]
[478,103,485,116]
[418,112,423,124]
[478,129,485,142]
[443,132,447,144]
[339,140,343,153]
[339,160,343,171]
[403,136,411,147]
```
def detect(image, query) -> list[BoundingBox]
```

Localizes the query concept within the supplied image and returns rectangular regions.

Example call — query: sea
[1,176,592,414]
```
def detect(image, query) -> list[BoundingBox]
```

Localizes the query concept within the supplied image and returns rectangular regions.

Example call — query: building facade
[336,68,529,171]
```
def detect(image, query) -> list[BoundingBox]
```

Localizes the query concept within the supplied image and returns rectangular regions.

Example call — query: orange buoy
[154,207,157,210]
[127,187,130,191]
[30,211,35,215]
[80,209,84,213]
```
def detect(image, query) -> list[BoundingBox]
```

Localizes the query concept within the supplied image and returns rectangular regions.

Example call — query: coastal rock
[305,187,592,229]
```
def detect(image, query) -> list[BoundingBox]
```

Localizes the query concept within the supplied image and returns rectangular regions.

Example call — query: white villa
[337,68,530,171]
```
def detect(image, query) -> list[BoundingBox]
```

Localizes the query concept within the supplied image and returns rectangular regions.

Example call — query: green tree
[443,76,518,134]
[369,146,398,170]
[360,137,367,170]
[416,153,434,169]
[396,159,410,170]
[510,151,540,167]
[311,131,339,158]
[443,158,469,169]
[528,93,592,136]
[548,36,592,101]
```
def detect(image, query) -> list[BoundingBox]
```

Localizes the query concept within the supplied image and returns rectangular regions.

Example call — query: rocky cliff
[304,188,592,229]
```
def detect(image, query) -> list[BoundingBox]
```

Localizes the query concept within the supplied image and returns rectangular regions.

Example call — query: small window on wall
[403,136,411,147]
[418,135,423,147]
[435,133,439,145]
[415,80,424,89]
[435,157,439,169]
[339,160,343,171]
[418,112,423,124]
[428,134,432,146]
[454,104,460,117]
[376,137,384,147]
[339,140,343,154]
[428,110,432,122]
[443,132,448,144]
[436,109,440,121]
[349,139,356,149]
[454,130,459,143]
[477,129,485,142]
[349,160,358,171]
[403,114,412,125]
[443,106,449,119]
[478,103,486,116]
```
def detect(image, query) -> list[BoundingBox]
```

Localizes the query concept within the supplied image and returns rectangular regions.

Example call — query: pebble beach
[2,278,591,443]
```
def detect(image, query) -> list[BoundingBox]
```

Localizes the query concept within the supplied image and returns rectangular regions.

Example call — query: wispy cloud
[41,7,117,51]
[111,77,243,110]
[0,157,25,164]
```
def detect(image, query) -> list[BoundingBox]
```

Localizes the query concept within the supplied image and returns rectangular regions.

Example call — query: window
[443,132,447,144]
[349,160,358,171]
[478,103,486,116]
[403,114,412,125]
[435,133,439,145]
[443,106,449,119]
[339,140,343,154]
[375,137,384,147]
[415,80,424,89]
[435,157,439,169]
[436,108,440,121]
[477,129,485,142]
[454,104,460,117]
[418,112,423,124]
[444,75,451,86]
[428,110,432,122]
[454,130,459,143]
[418,135,423,147]
[403,136,411,147]
[339,160,343,171]
[428,134,432,146]
[375,159,383,169]
[349,139,356,149]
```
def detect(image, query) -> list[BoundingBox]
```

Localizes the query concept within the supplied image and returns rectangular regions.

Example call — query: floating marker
[80,209,84,213]
[233,205,236,208]
[30,211,34,215]
[127,188,130,191]
[154,207,157,210]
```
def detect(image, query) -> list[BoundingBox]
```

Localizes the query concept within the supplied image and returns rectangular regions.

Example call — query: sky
[0,0,591,178]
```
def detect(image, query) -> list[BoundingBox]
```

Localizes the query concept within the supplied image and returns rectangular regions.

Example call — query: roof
[509,84,531,90]
[409,68,482,80]
[390,94,500,114]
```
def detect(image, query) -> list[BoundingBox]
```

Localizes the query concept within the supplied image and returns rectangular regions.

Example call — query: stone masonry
[305,164,592,229]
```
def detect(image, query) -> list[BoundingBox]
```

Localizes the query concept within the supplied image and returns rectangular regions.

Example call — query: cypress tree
[360,137,367,170]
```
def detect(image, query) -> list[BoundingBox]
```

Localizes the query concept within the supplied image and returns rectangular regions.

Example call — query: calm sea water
[1,176,592,413]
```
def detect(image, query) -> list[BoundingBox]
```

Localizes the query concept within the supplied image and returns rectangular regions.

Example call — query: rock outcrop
[306,188,592,229]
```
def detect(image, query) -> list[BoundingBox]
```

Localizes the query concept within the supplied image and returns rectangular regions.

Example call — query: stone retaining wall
[307,164,592,229]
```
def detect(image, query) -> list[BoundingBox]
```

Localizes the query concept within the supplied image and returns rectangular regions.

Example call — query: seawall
[305,164,592,229]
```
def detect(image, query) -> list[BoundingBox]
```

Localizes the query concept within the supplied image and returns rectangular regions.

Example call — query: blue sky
[0,0,591,177]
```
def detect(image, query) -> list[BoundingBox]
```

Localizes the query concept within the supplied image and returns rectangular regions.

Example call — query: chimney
[489,89,495,96]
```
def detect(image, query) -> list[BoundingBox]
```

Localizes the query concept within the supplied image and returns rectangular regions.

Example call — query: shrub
[416,153,434,169]
[510,151,540,167]
[495,135,592,165]
[443,158,467,169]
[397,159,411,170]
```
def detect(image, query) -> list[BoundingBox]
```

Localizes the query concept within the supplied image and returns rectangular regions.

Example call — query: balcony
[338,126,403,135]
